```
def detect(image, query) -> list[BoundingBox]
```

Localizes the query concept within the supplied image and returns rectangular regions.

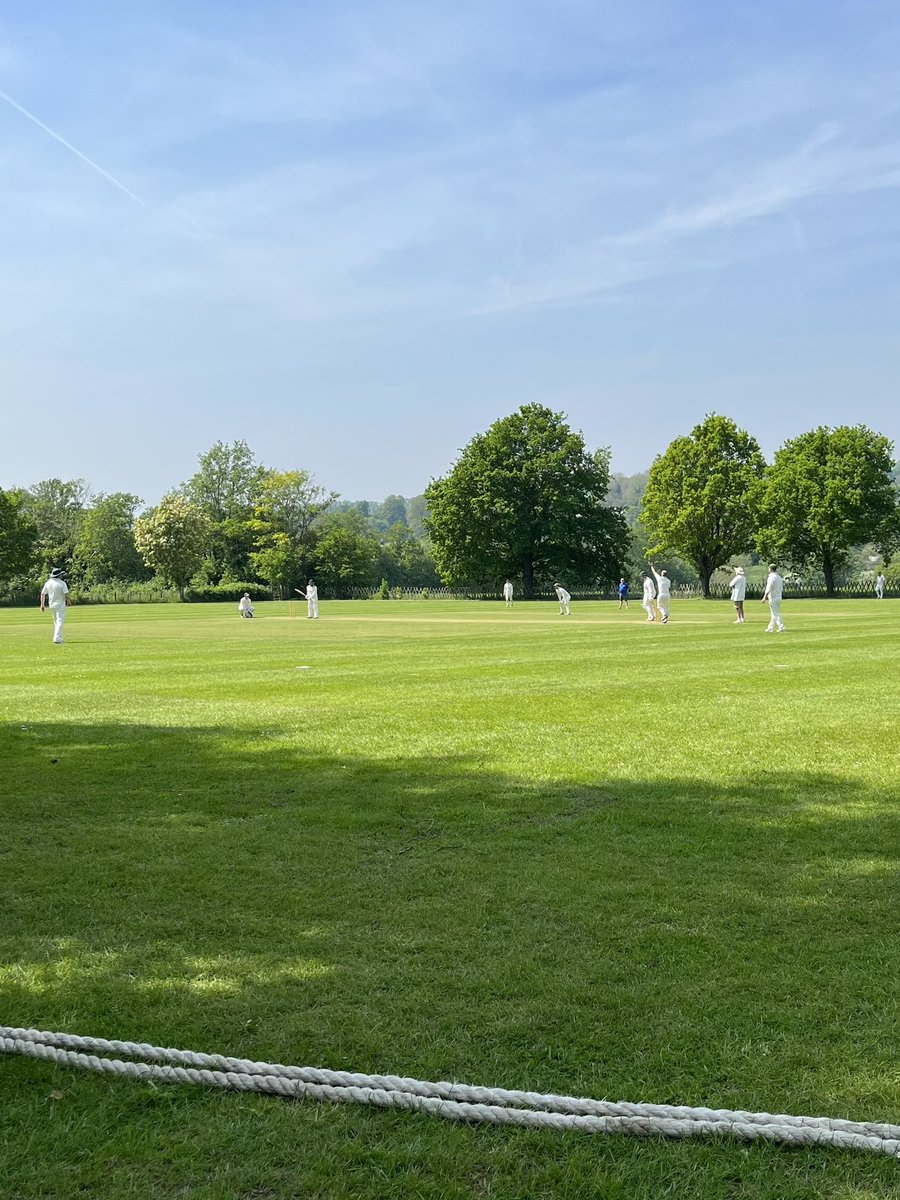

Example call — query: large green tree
[425,404,628,596]
[640,415,766,597]
[134,496,210,599]
[756,425,899,596]
[249,469,337,595]
[23,478,90,574]
[184,440,266,581]
[0,488,37,580]
[71,493,148,584]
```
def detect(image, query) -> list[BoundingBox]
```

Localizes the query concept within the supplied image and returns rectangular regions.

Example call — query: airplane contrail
[0,87,148,208]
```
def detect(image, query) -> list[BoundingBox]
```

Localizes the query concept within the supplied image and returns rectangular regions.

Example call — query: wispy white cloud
[474,122,900,313]
[628,129,899,243]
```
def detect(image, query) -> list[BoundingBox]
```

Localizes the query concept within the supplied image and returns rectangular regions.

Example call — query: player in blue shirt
[617,578,630,609]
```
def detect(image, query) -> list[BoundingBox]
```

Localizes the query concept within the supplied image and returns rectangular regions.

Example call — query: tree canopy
[425,404,628,595]
[249,469,337,596]
[756,425,899,595]
[72,493,147,585]
[0,488,36,581]
[134,496,210,598]
[183,440,266,582]
[640,414,766,596]
[22,478,90,575]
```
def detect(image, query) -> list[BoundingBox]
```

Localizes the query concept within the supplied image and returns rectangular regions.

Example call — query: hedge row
[0,580,894,606]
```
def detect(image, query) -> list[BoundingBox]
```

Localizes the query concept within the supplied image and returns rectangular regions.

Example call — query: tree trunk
[522,555,534,598]
[822,549,836,598]
[700,566,713,598]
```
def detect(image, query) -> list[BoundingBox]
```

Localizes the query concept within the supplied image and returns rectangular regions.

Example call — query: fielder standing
[40,568,70,644]
[875,572,886,600]
[762,564,785,632]
[648,561,671,624]
[728,566,747,623]
[503,579,514,607]
[553,583,571,616]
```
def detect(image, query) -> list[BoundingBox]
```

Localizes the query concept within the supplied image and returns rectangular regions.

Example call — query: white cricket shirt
[41,578,69,609]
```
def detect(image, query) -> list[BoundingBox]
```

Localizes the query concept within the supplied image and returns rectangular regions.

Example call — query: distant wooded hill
[329,494,429,538]
[604,472,649,528]
[340,475,651,536]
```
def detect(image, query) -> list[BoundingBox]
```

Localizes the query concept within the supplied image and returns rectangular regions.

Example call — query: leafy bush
[182,583,273,603]
[378,578,390,599]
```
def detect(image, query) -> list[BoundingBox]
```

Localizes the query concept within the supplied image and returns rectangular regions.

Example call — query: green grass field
[2,597,900,1199]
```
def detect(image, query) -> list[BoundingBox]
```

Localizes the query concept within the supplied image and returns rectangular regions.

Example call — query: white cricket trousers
[50,606,66,643]
[766,599,784,631]
[307,599,319,619]
[656,597,670,622]
[643,600,655,620]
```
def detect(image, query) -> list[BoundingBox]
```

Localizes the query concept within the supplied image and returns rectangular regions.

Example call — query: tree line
[1,410,897,601]
[639,416,899,596]
[0,442,441,600]
[423,406,899,598]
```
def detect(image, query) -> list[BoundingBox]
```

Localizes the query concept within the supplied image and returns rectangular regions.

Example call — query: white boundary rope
[3,1027,899,1157]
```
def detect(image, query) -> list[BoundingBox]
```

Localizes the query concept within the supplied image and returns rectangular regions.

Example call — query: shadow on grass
[3,718,900,1118]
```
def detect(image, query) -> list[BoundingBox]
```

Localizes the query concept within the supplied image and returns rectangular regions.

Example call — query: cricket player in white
[640,572,656,621]
[304,580,319,619]
[238,593,254,617]
[503,580,513,607]
[40,568,70,643]
[875,572,886,600]
[728,566,747,623]
[553,583,571,615]
[649,561,671,624]
[762,564,785,632]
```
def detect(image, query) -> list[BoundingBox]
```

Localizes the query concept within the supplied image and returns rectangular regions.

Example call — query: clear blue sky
[2,0,899,503]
